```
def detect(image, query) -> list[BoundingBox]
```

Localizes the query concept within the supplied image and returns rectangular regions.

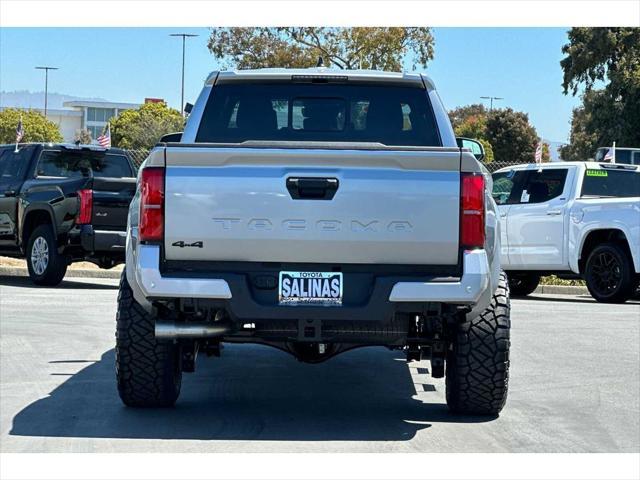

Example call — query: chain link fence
[483,160,523,172]
[126,149,150,171]
[124,149,522,174]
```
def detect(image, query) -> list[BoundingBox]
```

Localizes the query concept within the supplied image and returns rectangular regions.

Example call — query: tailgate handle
[286,177,339,200]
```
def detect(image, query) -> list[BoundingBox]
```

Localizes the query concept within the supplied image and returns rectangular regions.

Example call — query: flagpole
[14,114,22,153]
[612,141,616,163]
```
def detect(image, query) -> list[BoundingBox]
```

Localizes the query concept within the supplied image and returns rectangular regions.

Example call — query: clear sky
[0,27,581,142]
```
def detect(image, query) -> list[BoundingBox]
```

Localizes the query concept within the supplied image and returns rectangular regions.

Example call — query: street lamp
[169,33,199,116]
[480,96,504,111]
[35,66,59,117]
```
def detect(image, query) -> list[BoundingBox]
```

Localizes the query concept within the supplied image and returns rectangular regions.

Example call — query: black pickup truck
[0,143,136,285]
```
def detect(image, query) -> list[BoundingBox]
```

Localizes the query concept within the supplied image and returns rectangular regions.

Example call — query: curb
[0,266,122,279]
[534,284,589,295]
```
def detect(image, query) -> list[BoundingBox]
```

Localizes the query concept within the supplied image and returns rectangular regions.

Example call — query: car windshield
[196,83,441,147]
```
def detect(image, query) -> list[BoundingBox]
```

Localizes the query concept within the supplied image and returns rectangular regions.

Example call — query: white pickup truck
[492,161,640,303]
[116,68,510,414]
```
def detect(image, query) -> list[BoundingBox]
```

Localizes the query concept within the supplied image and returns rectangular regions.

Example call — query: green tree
[485,108,539,164]
[478,138,495,163]
[207,27,435,70]
[0,108,62,144]
[561,28,640,158]
[448,104,487,131]
[559,91,602,161]
[448,109,495,162]
[541,142,551,163]
[110,102,184,150]
[453,113,487,140]
[449,105,539,163]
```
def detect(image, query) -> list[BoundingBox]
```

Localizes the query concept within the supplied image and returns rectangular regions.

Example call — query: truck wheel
[116,271,182,407]
[446,271,510,416]
[585,242,635,304]
[26,224,67,286]
[507,273,540,296]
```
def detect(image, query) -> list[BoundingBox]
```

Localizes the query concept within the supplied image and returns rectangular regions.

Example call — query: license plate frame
[278,271,343,306]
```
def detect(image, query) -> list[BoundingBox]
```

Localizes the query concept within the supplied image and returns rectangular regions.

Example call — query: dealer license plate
[278,271,343,305]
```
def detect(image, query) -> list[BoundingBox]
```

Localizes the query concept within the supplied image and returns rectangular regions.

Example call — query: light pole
[170,33,199,116]
[480,96,504,111]
[35,66,59,117]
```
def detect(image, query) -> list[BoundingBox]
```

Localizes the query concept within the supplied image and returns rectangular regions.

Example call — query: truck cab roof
[206,68,436,90]
[493,161,639,174]
[1,142,128,154]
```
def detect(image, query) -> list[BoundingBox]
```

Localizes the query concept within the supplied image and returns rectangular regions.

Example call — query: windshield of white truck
[581,169,640,197]
[196,83,441,146]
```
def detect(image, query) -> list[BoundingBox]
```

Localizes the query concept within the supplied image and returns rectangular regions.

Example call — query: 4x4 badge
[171,241,203,248]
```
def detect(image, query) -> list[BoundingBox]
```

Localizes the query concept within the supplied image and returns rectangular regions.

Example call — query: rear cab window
[36,150,134,178]
[612,150,632,164]
[196,82,441,147]
[581,168,640,198]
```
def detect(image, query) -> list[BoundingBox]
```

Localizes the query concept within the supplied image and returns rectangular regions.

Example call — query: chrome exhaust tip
[155,320,230,339]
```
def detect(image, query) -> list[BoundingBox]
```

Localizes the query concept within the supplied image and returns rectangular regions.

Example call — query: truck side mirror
[457,137,485,162]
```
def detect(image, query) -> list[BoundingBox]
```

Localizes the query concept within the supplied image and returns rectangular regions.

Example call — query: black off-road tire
[26,224,67,286]
[507,272,540,297]
[446,271,510,416]
[116,271,182,407]
[585,242,635,304]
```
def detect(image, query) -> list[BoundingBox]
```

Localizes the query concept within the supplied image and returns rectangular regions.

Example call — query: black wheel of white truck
[116,271,182,407]
[585,242,635,304]
[26,224,67,286]
[446,271,510,416]
[507,272,540,297]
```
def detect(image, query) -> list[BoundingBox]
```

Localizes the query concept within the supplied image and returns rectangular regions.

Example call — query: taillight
[461,172,485,249]
[76,189,93,225]
[139,167,165,242]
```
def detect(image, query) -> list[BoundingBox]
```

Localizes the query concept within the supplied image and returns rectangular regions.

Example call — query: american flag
[603,144,616,162]
[97,123,111,148]
[534,141,543,163]
[15,117,24,143]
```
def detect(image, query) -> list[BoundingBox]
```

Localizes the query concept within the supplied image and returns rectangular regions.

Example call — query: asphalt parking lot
[0,275,638,453]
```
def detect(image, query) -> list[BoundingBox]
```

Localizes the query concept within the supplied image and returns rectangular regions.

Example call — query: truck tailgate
[91,177,137,230]
[164,147,460,265]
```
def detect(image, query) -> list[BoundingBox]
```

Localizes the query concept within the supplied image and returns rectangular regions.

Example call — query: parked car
[117,68,510,415]
[0,143,136,285]
[492,161,640,303]
[595,146,640,165]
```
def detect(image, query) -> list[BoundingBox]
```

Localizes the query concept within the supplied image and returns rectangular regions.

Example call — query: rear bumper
[79,225,127,253]
[134,245,490,311]
[389,250,489,304]
[135,244,232,300]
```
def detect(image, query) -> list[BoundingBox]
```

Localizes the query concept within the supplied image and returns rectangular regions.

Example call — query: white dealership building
[1,99,141,143]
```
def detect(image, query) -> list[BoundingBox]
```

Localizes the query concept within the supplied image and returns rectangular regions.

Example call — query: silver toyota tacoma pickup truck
[116,68,510,415]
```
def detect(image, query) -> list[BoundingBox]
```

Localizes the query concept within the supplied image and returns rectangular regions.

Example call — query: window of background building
[87,107,116,123]
[87,125,104,140]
